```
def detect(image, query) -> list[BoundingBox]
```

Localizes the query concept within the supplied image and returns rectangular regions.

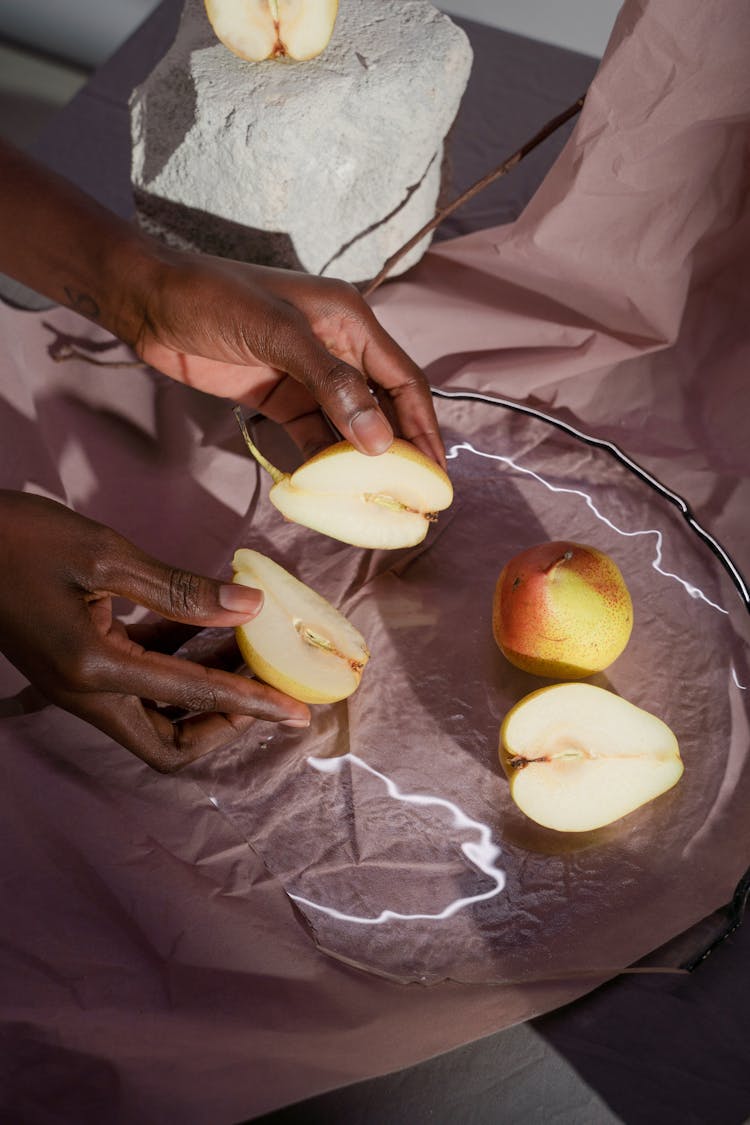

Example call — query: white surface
[0,0,622,68]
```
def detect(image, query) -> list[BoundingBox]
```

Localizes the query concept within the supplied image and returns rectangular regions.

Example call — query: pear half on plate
[500,683,683,832]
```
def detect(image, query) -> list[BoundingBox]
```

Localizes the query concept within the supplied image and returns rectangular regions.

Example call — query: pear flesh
[500,683,683,832]
[204,0,339,62]
[270,442,452,549]
[235,413,453,549]
[233,548,369,703]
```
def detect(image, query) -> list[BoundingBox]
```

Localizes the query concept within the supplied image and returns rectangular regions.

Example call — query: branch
[362,93,587,298]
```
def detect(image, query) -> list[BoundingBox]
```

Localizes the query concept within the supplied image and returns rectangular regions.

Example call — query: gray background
[0,1,623,66]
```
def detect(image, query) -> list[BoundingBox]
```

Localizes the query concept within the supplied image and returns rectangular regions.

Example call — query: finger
[359,315,445,467]
[92,647,311,727]
[73,691,260,772]
[96,540,264,629]
[141,341,336,456]
[127,621,242,675]
[144,708,260,771]
[260,314,395,456]
[126,618,199,653]
[243,371,339,456]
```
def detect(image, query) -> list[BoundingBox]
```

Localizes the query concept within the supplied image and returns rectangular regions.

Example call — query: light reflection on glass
[732,667,748,692]
[286,753,506,926]
[446,441,729,615]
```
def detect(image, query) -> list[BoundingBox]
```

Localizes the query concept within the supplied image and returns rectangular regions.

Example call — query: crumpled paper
[1,0,749,1119]
[372,0,750,567]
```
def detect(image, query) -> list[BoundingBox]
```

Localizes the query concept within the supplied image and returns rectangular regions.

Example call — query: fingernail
[282,717,311,728]
[219,583,263,615]
[351,408,393,455]
[413,433,447,469]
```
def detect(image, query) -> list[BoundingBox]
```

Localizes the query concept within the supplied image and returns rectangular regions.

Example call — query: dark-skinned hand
[129,250,445,462]
[0,491,310,772]
[0,138,445,465]
[0,140,446,772]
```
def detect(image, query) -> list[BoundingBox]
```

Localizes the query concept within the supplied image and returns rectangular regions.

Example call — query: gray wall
[441,1,622,58]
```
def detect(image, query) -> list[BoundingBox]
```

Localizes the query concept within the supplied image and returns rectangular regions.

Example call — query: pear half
[233,548,369,703]
[500,683,683,832]
[205,0,339,62]
[235,412,453,549]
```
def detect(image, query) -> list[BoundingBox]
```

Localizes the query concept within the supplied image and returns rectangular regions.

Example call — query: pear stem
[361,93,586,298]
[233,406,286,484]
[543,549,574,576]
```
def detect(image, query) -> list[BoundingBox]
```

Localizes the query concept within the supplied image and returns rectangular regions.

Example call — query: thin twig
[362,93,587,298]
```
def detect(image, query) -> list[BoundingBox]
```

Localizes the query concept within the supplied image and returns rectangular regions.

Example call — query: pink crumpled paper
[1,1,748,1121]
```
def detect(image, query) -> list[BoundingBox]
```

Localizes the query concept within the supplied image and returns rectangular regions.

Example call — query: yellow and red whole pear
[493,541,633,679]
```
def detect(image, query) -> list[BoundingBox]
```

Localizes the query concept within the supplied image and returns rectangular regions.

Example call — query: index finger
[95,645,310,728]
[359,313,445,468]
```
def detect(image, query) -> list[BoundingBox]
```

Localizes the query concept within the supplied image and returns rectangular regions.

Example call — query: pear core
[204,0,339,62]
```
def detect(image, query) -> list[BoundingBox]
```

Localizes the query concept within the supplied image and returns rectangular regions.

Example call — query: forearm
[0,139,159,343]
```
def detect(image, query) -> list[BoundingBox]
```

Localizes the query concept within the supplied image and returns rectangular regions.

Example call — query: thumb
[257,314,394,455]
[102,545,263,627]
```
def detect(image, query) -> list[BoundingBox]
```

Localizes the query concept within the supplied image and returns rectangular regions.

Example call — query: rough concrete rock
[130,0,472,282]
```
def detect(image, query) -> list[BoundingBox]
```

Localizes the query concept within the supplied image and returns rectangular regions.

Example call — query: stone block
[130,0,472,283]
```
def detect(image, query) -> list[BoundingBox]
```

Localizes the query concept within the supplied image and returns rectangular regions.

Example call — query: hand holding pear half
[493,541,633,679]
[500,683,683,832]
[236,410,453,549]
[205,0,338,62]
[233,548,369,703]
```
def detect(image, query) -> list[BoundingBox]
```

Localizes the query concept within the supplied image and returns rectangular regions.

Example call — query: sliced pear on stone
[235,410,453,549]
[233,548,369,703]
[499,683,683,832]
[204,0,339,63]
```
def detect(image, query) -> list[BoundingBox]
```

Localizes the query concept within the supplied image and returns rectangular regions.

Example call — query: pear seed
[294,620,334,651]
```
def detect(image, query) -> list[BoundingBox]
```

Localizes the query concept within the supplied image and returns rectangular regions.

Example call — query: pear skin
[493,541,633,678]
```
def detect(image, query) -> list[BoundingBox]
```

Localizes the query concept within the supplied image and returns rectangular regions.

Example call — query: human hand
[125,250,445,463]
[0,140,443,463]
[0,491,310,771]
[0,143,437,768]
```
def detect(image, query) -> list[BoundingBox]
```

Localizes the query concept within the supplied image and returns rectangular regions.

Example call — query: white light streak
[287,753,506,925]
[447,441,728,614]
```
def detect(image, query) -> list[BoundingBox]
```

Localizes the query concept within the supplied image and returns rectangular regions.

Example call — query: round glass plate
[187,393,750,985]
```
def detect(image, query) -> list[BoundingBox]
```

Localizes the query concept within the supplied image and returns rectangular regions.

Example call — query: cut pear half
[500,683,683,832]
[233,548,369,703]
[204,0,339,62]
[235,410,453,549]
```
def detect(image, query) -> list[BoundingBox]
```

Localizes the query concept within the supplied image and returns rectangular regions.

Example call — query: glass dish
[185,392,750,984]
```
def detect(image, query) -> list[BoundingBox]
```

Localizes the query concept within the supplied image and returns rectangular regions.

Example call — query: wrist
[96,226,171,348]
